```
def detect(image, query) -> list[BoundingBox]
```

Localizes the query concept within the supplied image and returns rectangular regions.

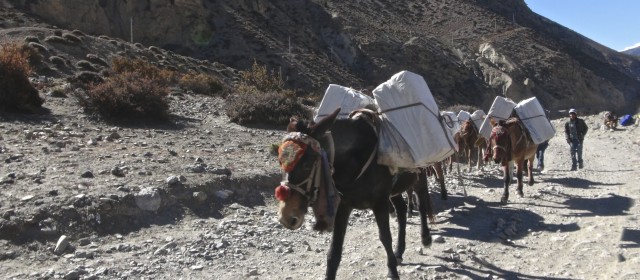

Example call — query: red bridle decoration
[275,184,291,201]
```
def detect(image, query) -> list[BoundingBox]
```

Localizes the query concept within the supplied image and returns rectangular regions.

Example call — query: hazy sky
[524,0,640,51]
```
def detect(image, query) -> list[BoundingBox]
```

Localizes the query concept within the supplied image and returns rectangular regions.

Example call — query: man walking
[564,108,588,171]
[535,139,549,171]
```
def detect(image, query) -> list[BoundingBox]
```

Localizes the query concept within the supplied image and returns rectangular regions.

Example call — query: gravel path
[2,95,639,280]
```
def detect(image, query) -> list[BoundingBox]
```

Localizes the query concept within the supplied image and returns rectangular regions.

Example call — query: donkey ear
[287,117,299,132]
[309,108,340,138]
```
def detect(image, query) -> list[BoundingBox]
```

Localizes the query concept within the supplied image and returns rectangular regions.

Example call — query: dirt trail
[1,115,639,280]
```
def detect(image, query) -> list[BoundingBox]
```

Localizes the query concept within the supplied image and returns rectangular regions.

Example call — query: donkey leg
[528,158,535,186]
[501,165,511,204]
[326,204,353,280]
[415,169,433,247]
[406,188,415,217]
[467,148,473,172]
[434,163,447,200]
[373,201,400,279]
[390,195,408,262]
[516,161,524,197]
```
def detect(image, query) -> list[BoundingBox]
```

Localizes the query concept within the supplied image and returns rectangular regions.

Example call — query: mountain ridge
[4,0,640,114]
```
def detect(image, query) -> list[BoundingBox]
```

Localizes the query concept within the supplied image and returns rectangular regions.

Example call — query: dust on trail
[1,116,639,280]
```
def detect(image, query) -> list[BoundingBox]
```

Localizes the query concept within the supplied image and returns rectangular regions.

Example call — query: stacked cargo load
[457,110,471,123]
[313,84,376,123]
[478,96,517,140]
[373,71,456,169]
[441,111,460,138]
[514,97,556,144]
[470,110,486,130]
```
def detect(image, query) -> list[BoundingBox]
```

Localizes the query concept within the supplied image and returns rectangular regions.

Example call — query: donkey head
[488,118,510,165]
[276,108,340,230]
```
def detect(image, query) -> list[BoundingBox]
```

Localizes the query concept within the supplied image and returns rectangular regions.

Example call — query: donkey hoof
[422,234,433,247]
[441,192,448,200]
[500,196,509,204]
[517,191,524,197]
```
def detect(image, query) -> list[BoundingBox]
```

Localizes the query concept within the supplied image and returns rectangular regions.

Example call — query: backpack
[620,114,634,126]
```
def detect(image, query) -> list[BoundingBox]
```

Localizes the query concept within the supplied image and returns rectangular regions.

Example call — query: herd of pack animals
[272,94,553,278]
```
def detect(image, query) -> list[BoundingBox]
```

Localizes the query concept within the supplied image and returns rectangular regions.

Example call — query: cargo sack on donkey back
[514,97,555,144]
[479,96,517,140]
[373,71,456,169]
[314,84,376,123]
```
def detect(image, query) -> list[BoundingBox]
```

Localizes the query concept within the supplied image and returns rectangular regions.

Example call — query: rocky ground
[1,85,639,280]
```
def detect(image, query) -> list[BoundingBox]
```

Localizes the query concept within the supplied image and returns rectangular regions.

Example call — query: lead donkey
[275,108,434,279]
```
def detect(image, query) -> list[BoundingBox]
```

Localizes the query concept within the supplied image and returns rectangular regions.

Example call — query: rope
[379,102,457,164]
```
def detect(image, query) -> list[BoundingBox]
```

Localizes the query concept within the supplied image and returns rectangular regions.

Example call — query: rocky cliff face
[7,0,640,113]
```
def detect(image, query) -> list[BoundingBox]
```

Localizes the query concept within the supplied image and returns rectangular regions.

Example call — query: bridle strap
[282,158,322,203]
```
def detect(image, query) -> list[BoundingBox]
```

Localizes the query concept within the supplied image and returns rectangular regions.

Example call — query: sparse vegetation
[86,54,109,67]
[44,35,70,45]
[62,33,82,44]
[225,61,309,125]
[75,60,99,72]
[24,35,40,43]
[179,72,227,96]
[27,42,48,53]
[75,58,171,121]
[0,43,43,113]
[49,55,66,66]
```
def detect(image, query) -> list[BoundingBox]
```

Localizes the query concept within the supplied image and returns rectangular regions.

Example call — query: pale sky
[524,0,640,51]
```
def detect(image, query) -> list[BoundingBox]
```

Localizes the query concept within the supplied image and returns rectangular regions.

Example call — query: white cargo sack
[479,96,517,140]
[470,110,486,130]
[441,111,460,136]
[514,97,556,144]
[314,84,376,123]
[373,71,456,168]
[457,110,471,123]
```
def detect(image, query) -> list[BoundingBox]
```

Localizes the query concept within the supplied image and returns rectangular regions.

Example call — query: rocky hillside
[4,0,640,113]
[623,45,640,57]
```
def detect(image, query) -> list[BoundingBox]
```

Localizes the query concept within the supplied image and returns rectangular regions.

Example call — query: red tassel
[275,185,290,201]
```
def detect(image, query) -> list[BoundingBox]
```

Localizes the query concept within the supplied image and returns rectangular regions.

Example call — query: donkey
[485,117,538,204]
[275,108,433,280]
[457,120,484,171]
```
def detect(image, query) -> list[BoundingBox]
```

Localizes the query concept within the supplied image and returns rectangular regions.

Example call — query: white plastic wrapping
[314,84,376,123]
[373,71,456,168]
[514,97,556,144]
[478,96,517,140]
[470,110,486,130]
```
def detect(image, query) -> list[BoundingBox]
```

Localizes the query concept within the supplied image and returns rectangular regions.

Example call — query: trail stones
[54,235,70,255]
[80,171,94,178]
[134,187,162,211]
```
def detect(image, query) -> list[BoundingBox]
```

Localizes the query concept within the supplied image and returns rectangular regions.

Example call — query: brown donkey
[486,117,538,204]
[457,120,484,171]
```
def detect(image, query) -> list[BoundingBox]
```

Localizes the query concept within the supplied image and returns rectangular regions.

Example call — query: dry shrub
[239,60,285,92]
[225,61,309,126]
[0,43,43,113]
[76,58,170,120]
[112,57,177,83]
[225,86,309,125]
[179,72,227,96]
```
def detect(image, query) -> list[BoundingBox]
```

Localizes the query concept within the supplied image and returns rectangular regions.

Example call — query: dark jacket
[564,118,588,142]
